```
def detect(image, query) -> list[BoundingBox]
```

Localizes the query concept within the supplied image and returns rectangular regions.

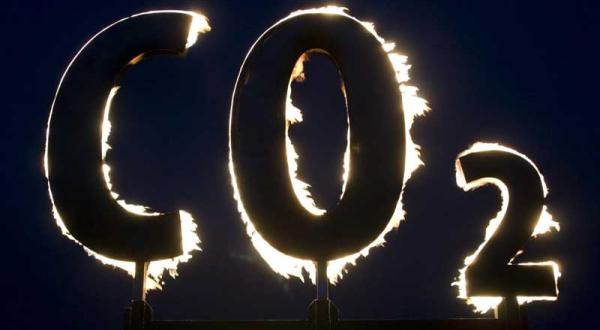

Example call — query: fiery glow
[228,161,317,282]
[286,53,327,216]
[129,10,211,49]
[533,205,560,237]
[44,10,208,290]
[452,142,560,313]
[229,6,429,284]
[184,13,211,48]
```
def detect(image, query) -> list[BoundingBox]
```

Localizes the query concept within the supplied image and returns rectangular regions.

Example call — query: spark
[452,142,560,313]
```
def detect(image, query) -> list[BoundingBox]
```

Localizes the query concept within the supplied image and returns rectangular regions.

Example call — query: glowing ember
[452,142,560,313]
[229,6,429,284]
[44,10,209,290]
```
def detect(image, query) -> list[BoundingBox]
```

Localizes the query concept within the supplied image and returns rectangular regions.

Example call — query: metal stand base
[123,298,527,330]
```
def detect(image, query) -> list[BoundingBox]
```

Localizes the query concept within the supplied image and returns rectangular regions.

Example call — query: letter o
[230,12,406,261]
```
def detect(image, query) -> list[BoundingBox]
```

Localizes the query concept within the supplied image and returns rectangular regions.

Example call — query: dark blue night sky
[1,1,598,329]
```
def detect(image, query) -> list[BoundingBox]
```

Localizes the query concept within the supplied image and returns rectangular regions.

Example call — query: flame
[452,142,560,313]
[228,161,317,283]
[229,6,429,284]
[286,53,327,216]
[532,205,560,237]
[184,14,211,48]
[44,10,208,290]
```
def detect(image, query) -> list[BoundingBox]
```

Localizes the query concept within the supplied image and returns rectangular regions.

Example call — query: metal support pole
[125,261,152,330]
[316,261,329,300]
[133,261,149,301]
[309,261,338,330]
[495,297,526,330]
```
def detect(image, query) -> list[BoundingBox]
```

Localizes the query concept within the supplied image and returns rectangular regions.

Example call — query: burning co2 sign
[44,6,560,330]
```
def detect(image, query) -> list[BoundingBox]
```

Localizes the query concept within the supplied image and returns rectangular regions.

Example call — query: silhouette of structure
[46,9,546,330]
